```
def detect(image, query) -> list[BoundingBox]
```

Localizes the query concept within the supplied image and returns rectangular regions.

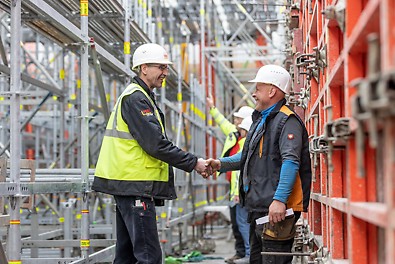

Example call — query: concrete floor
[192,227,236,264]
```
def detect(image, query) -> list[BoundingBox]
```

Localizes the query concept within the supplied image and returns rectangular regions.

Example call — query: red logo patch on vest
[287,134,294,140]
[141,109,153,116]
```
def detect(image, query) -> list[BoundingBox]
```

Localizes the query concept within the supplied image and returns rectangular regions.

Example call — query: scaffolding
[0,0,288,263]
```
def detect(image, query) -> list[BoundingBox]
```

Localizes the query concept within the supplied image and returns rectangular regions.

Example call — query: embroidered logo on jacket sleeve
[141,109,153,116]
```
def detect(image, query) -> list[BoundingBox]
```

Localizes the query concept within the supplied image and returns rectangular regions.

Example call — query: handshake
[194,158,221,178]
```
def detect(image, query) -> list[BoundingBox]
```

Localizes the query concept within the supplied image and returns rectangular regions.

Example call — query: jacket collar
[267,98,287,119]
[251,98,287,122]
[133,76,156,101]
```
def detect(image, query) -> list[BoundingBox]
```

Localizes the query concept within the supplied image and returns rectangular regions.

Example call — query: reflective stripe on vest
[104,129,134,139]
[94,84,169,182]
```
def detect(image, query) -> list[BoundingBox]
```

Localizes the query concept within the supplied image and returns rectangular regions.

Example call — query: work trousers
[248,211,300,264]
[113,195,161,264]
[230,205,246,257]
[236,204,250,257]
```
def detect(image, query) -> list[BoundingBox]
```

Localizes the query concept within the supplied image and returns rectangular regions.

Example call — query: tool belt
[261,215,296,241]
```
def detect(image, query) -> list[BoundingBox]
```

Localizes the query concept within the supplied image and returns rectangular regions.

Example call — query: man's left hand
[268,200,286,226]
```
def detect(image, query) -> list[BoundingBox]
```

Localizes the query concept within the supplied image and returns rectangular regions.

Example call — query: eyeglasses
[147,64,170,71]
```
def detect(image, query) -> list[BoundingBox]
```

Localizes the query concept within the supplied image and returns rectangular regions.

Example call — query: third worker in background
[206,95,254,264]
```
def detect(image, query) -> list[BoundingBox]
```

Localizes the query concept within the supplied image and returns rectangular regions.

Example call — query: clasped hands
[194,158,221,178]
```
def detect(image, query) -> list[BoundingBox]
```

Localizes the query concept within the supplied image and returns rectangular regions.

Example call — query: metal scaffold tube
[200,0,205,97]
[124,0,131,70]
[59,49,66,168]
[8,0,22,263]
[80,0,90,260]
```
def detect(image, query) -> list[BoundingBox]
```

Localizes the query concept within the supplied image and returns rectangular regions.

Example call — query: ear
[268,86,277,98]
[140,64,148,75]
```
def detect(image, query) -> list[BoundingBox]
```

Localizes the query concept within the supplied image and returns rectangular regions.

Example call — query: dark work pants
[249,211,300,264]
[230,205,246,257]
[113,195,161,264]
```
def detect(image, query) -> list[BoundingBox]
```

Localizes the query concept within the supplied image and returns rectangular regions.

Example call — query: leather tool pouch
[261,215,296,241]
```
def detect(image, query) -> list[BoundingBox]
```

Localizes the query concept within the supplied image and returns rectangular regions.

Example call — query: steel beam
[8,0,22,262]
[0,182,83,195]
[69,245,115,264]
[0,64,63,96]
[0,214,10,227]
[80,2,90,260]
[212,58,255,104]
[89,39,110,121]
[226,16,250,46]
[209,55,283,62]
[21,229,63,241]
[0,92,53,156]
[204,45,271,52]
[24,0,133,77]
[225,5,259,46]
[0,242,7,264]
[0,34,8,66]
[22,258,77,264]
[22,239,115,248]
[231,0,273,46]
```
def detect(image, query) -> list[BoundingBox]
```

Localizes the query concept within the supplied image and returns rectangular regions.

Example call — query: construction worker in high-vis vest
[92,43,208,264]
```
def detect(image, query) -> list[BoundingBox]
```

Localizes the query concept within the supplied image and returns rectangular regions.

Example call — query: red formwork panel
[294,0,395,262]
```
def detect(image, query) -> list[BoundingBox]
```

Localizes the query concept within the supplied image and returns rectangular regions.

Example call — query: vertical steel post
[80,0,90,261]
[124,0,131,70]
[155,1,163,46]
[200,0,205,94]
[69,53,76,168]
[168,6,174,60]
[46,129,50,167]
[30,207,39,258]
[206,0,216,186]
[103,198,112,239]
[133,0,138,29]
[53,46,59,166]
[76,56,82,168]
[175,44,183,147]
[137,0,143,29]
[142,0,147,33]
[8,0,22,263]
[62,201,73,258]
[0,15,7,147]
[59,49,66,168]
[199,2,207,206]
[157,4,165,111]
[147,0,153,40]
[34,127,40,166]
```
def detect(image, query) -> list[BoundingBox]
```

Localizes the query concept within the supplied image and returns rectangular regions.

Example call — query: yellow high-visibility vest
[95,84,169,181]
[230,137,246,199]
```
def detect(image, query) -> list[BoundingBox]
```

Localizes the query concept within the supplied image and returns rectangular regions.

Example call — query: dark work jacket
[239,99,312,213]
[92,77,198,203]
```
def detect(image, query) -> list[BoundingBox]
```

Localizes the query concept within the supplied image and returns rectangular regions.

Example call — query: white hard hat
[238,116,253,132]
[233,106,254,119]
[248,64,292,94]
[132,43,172,70]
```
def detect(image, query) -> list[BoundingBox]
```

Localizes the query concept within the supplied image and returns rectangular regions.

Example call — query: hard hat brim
[238,124,249,131]
[233,113,244,118]
[132,60,173,71]
[248,78,259,83]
